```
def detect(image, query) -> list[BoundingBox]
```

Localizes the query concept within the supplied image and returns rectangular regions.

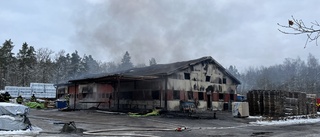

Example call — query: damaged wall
[64,58,240,111]
[165,62,238,111]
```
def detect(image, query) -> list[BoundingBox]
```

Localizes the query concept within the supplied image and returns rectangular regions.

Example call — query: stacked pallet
[247,90,285,117]
[247,90,315,117]
[306,94,317,115]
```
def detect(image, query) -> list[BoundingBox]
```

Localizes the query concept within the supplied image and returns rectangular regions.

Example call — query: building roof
[69,56,241,84]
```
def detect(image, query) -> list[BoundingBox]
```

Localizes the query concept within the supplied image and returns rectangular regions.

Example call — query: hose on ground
[83,127,186,136]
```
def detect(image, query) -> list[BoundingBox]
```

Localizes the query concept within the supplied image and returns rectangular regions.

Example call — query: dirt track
[28,109,320,137]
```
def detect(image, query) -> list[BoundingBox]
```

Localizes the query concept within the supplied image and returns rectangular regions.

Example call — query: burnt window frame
[173,90,180,100]
[198,92,204,100]
[223,78,227,84]
[152,90,160,99]
[121,91,133,99]
[188,91,193,100]
[184,73,190,80]
[206,76,211,82]
[219,93,224,100]
[230,94,234,101]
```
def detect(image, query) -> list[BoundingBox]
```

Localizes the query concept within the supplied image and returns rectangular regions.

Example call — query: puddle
[251,131,273,136]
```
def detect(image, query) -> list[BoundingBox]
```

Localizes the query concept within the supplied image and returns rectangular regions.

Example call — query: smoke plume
[73,0,232,65]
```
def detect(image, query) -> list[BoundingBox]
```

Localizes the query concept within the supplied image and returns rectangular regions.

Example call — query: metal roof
[69,56,241,84]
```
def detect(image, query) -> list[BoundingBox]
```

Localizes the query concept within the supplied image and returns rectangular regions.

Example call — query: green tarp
[25,102,45,109]
[129,109,160,117]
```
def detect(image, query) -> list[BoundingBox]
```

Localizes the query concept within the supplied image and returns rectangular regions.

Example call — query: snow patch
[250,117,320,126]
[248,116,262,119]
[0,126,42,136]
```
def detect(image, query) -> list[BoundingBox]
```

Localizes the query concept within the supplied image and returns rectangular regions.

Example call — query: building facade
[58,56,241,111]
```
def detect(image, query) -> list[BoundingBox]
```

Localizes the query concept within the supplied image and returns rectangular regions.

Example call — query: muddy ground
[28,109,320,137]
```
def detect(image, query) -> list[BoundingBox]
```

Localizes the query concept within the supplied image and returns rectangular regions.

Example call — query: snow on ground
[250,117,320,126]
[0,126,42,136]
[248,116,262,119]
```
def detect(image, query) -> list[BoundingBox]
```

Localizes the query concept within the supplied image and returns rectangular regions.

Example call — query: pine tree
[67,50,82,79]
[82,55,100,74]
[149,58,157,66]
[119,51,133,71]
[53,50,69,83]
[17,42,36,86]
[0,39,15,89]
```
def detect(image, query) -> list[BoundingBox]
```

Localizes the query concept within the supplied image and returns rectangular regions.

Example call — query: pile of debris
[0,102,31,131]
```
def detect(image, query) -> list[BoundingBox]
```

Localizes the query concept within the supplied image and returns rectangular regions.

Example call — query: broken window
[152,90,159,99]
[198,92,204,100]
[193,84,197,90]
[223,78,227,84]
[219,85,222,92]
[219,93,224,100]
[82,86,93,99]
[173,90,180,99]
[184,73,190,80]
[206,76,211,82]
[121,92,133,99]
[82,87,93,93]
[230,94,234,101]
[204,64,208,71]
[57,88,66,98]
[101,93,104,98]
[58,88,65,94]
[188,91,193,100]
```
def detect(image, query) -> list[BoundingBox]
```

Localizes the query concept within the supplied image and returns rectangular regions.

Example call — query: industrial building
[56,56,241,111]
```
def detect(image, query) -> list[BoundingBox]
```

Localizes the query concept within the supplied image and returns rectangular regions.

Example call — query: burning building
[57,56,240,111]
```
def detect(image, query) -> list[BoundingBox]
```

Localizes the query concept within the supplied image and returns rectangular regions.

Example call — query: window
[121,92,133,99]
[188,91,193,100]
[223,78,227,84]
[173,90,180,99]
[198,92,204,100]
[58,88,65,94]
[184,73,190,80]
[82,86,93,93]
[82,93,87,98]
[152,91,159,99]
[206,76,211,82]
[230,94,234,101]
[219,93,224,100]
[102,93,106,98]
[218,78,222,84]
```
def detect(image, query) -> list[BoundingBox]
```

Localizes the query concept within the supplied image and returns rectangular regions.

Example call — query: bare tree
[278,16,320,48]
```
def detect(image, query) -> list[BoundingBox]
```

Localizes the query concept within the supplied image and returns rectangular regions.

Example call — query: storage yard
[22,109,320,137]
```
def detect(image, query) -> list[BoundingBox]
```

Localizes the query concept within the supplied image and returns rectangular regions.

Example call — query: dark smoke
[73,0,233,65]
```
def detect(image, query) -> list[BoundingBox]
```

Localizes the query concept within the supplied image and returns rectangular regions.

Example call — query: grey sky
[1,0,319,72]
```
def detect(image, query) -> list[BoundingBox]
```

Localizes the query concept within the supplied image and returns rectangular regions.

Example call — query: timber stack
[247,90,316,117]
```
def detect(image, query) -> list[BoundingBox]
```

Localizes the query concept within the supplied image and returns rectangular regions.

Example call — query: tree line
[0,39,157,89]
[228,53,320,96]
[2,39,319,96]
